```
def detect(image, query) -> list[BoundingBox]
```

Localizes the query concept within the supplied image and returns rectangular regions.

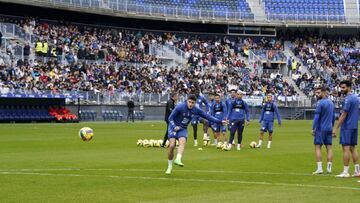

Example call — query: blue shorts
[260,121,274,133]
[314,131,332,145]
[168,126,188,140]
[211,124,226,133]
[340,128,358,146]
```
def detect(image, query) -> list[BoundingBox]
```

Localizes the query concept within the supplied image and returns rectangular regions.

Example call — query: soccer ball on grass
[79,127,94,141]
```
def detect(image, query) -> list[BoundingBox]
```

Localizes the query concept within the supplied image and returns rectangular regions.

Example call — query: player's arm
[209,103,214,116]
[226,101,232,120]
[259,105,265,123]
[274,104,282,126]
[312,104,321,135]
[197,107,227,125]
[203,97,210,113]
[244,102,250,124]
[333,98,350,135]
[168,105,180,131]
[222,102,228,119]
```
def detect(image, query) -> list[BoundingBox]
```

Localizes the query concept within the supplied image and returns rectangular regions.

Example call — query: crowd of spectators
[4,16,360,106]
[290,34,360,103]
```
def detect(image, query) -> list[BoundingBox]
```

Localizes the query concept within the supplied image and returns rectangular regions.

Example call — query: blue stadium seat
[263,0,345,21]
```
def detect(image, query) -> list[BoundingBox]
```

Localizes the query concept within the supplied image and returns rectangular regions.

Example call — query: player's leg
[221,126,227,145]
[325,145,333,173]
[324,131,333,173]
[166,137,176,174]
[192,119,198,146]
[350,129,360,177]
[202,119,210,141]
[228,120,237,149]
[209,124,217,146]
[236,120,245,151]
[351,146,360,177]
[267,122,274,148]
[313,144,323,174]
[174,135,187,167]
[337,129,352,177]
[257,121,266,148]
[336,146,351,177]
[211,124,219,146]
[161,122,169,147]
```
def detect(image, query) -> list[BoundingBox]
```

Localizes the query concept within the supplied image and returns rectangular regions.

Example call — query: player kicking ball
[311,86,335,175]
[165,95,228,175]
[257,93,281,149]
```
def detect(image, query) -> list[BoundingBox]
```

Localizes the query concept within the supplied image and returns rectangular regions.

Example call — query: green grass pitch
[0,120,359,203]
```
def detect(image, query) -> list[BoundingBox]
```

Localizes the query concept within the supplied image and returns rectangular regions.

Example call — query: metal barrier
[0,89,313,107]
[0,22,35,43]
[36,0,360,25]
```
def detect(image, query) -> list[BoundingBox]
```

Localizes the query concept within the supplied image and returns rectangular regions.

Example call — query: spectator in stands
[35,39,42,56]
[41,39,48,57]
[127,98,135,122]
[287,57,292,76]
[23,42,30,60]
[0,31,2,47]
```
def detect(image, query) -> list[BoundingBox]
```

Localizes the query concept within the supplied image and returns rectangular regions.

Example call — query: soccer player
[161,92,178,147]
[226,89,237,115]
[257,93,282,149]
[165,95,228,175]
[226,89,237,144]
[226,90,250,151]
[210,94,228,146]
[207,92,217,145]
[312,86,335,174]
[333,80,359,178]
[191,90,210,146]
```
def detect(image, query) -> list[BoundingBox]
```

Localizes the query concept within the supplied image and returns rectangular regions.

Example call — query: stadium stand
[290,35,360,100]
[130,0,254,19]
[263,0,345,21]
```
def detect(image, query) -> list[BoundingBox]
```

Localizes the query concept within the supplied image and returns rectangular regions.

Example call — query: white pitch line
[0,171,359,191]
[0,168,331,177]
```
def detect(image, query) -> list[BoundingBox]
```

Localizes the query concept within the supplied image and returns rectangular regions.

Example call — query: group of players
[161,88,282,175]
[312,80,359,179]
[161,79,359,182]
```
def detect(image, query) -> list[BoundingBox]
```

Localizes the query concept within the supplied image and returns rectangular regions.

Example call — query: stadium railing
[0,90,313,107]
[0,22,35,44]
[34,0,360,25]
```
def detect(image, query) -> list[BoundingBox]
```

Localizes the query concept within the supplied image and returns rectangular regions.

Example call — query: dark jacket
[127,100,135,109]
[164,98,176,122]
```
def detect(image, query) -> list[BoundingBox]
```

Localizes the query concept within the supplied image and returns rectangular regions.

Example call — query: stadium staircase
[246,0,267,21]
[149,43,187,67]
[285,108,305,120]
[284,41,311,76]
[344,0,359,23]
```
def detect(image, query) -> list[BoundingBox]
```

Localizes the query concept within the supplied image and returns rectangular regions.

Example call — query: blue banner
[0,93,84,99]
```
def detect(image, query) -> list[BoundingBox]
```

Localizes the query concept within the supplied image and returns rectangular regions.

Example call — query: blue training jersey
[211,101,228,120]
[226,97,236,115]
[196,95,209,112]
[259,102,282,124]
[313,98,335,132]
[341,93,359,130]
[168,102,223,129]
[209,99,215,114]
[227,99,250,121]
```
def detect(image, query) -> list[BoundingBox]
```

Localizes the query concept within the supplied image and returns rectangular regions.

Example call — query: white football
[249,141,257,148]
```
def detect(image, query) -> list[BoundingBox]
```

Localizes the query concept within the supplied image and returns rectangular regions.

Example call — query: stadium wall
[68,105,359,121]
